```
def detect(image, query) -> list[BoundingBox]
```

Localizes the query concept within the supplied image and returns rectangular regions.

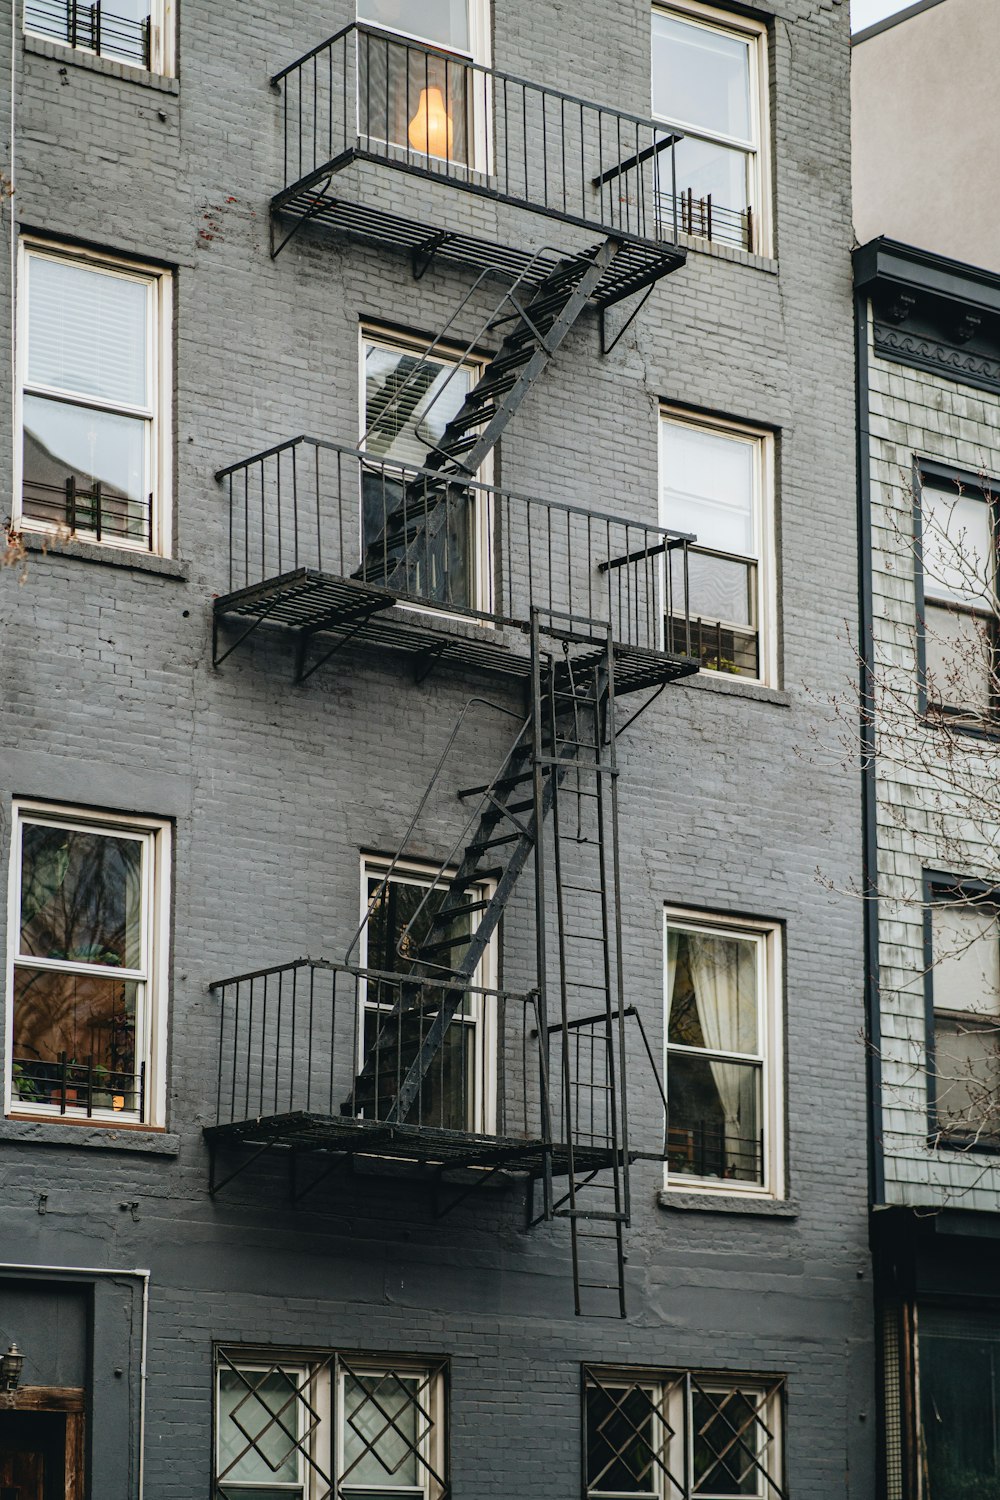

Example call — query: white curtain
[688,934,751,1171]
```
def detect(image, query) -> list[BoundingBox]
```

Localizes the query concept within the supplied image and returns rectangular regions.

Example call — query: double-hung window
[584,1364,785,1499]
[24,0,174,75]
[7,803,169,1127]
[927,881,1000,1147]
[660,411,774,685]
[918,470,997,725]
[665,910,782,1194]
[359,856,495,1133]
[652,2,770,255]
[18,242,172,555]
[361,328,491,614]
[216,1349,448,1500]
[357,0,490,173]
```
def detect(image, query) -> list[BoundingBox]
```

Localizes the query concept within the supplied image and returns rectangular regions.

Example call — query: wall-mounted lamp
[1,1343,24,1390]
[408,86,453,158]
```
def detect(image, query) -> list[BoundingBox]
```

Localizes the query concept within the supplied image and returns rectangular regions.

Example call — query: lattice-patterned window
[584,1365,785,1499]
[215,1349,448,1500]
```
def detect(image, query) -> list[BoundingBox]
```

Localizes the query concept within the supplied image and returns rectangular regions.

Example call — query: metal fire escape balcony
[213,439,700,693]
[270,22,686,308]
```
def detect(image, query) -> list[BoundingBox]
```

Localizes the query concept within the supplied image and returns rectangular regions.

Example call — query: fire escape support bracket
[294,604,388,684]
[599,282,656,356]
[289,1149,353,1206]
[411,229,456,282]
[269,173,336,260]
[207,1137,275,1198]
[213,596,287,668]
[431,1161,510,1219]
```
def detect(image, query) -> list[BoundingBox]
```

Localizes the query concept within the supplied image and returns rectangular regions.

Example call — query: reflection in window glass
[920,1307,1000,1498]
[652,14,751,140]
[931,895,1000,1143]
[217,1367,303,1495]
[358,0,471,53]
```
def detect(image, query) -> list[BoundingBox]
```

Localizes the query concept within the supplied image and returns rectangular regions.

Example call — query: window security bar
[21,476,154,550]
[272,22,683,249]
[25,0,152,68]
[658,188,754,253]
[215,437,694,661]
[666,1121,763,1184]
[12,1052,144,1121]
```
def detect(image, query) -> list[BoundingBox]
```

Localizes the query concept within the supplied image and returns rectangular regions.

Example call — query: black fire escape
[207,22,699,1317]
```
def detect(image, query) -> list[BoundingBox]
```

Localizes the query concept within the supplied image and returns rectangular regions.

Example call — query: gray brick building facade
[0,2,873,1496]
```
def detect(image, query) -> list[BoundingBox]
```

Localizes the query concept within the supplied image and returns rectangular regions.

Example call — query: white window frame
[336,1359,447,1500]
[14,238,173,557]
[360,854,497,1136]
[663,907,784,1200]
[23,0,175,76]
[5,801,170,1129]
[585,1367,784,1500]
[359,323,494,620]
[651,0,771,257]
[659,407,776,688]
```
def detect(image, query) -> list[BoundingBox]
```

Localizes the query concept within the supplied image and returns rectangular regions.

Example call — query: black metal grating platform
[273,162,685,309]
[205,1111,625,1177]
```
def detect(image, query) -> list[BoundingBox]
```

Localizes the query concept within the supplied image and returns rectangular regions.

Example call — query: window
[584,1365,785,1499]
[660,411,774,685]
[24,0,174,75]
[356,0,490,172]
[17,242,172,555]
[918,471,997,725]
[216,1349,448,1500]
[652,2,770,254]
[665,911,782,1195]
[360,856,495,1133]
[928,882,1000,1147]
[6,803,170,1127]
[917,1306,1000,1497]
[360,328,491,614]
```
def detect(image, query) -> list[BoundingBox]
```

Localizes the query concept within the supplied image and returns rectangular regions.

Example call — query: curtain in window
[687,934,754,1165]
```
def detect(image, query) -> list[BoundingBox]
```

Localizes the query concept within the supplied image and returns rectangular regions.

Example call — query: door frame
[0,1388,85,1500]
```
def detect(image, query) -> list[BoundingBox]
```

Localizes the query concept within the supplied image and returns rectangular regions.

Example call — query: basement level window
[24,0,175,74]
[16,241,173,556]
[584,1364,786,1499]
[6,802,170,1128]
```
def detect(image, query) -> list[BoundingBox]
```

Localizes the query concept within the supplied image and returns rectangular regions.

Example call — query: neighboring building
[854,3,1000,1495]
[0,2,871,1497]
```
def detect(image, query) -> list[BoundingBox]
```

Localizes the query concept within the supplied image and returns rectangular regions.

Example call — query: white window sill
[20,531,187,578]
[1,1115,180,1154]
[659,1189,798,1217]
[24,34,178,93]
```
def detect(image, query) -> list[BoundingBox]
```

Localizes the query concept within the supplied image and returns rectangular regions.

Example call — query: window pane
[586,1384,661,1495]
[661,424,756,559]
[932,903,1000,1017]
[667,930,758,1054]
[23,394,149,538]
[28,256,149,408]
[217,1369,302,1485]
[667,1051,762,1184]
[359,0,471,52]
[358,37,472,164]
[12,969,140,1110]
[934,1016,1000,1141]
[20,824,143,968]
[691,1388,765,1496]
[652,13,752,141]
[920,1307,1000,1496]
[365,344,473,467]
[922,486,993,607]
[342,1372,422,1487]
[674,133,750,213]
[923,603,993,718]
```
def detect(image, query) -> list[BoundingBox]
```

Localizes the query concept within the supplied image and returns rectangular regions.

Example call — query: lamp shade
[407,87,453,158]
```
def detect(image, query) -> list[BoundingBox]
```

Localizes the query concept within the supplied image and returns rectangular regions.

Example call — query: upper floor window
[928,880,1000,1148]
[356,0,490,171]
[918,468,997,726]
[660,409,775,685]
[361,326,491,614]
[216,1348,448,1499]
[6,802,170,1127]
[652,2,770,255]
[584,1364,785,1499]
[17,242,172,555]
[24,0,175,75]
[665,909,783,1196]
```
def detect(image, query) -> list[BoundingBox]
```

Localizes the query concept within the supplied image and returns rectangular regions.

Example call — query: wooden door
[0,1413,64,1500]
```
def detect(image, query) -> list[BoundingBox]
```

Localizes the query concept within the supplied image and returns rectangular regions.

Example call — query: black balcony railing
[22,477,154,550]
[272,23,682,251]
[12,1053,144,1119]
[25,0,152,68]
[216,438,695,667]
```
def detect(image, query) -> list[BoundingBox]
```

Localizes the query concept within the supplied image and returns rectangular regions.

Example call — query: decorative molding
[873,322,1000,394]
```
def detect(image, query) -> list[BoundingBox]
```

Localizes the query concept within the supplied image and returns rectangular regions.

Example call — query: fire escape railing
[216,438,695,660]
[271,22,682,248]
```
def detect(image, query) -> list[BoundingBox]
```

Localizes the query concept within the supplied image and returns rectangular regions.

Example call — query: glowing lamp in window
[408,87,454,157]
